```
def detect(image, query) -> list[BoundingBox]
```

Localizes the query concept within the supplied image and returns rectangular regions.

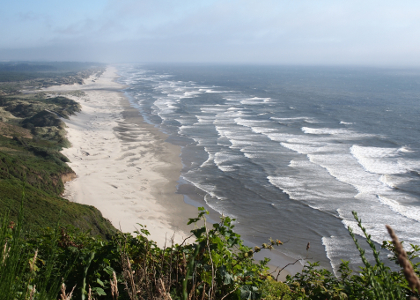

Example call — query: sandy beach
[41,66,299,279]
[42,67,198,247]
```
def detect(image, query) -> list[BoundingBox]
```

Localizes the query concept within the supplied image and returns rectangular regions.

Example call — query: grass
[1,205,420,300]
[0,144,116,238]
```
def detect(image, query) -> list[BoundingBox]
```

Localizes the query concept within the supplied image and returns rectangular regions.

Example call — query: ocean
[117,64,420,273]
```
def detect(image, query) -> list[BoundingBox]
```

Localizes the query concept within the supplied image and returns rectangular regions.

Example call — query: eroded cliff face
[61,171,77,184]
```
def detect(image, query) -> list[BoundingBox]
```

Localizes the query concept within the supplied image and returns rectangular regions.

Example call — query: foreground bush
[1,205,420,299]
[284,212,420,300]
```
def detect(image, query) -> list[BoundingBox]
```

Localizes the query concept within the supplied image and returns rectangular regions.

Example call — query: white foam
[302,127,352,135]
[200,147,215,168]
[280,142,325,155]
[214,151,244,172]
[379,174,412,189]
[271,116,316,123]
[216,165,236,172]
[399,146,415,153]
[181,175,235,217]
[240,97,271,105]
[234,118,268,127]
[196,115,215,125]
[201,106,230,113]
[268,158,355,205]
[378,195,420,223]
[153,97,178,115]
[198,88,224,93]
[350,145,408,175]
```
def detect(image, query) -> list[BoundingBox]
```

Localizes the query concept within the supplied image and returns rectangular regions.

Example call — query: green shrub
[260,276,292,299]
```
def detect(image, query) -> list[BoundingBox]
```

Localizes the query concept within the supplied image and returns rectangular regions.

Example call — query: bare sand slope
[42,67,198,246]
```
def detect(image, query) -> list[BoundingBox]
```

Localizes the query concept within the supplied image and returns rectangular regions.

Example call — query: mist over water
[118,64,420,272]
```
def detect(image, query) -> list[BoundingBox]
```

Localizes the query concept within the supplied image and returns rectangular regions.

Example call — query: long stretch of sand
[42,67,198,246]
[42,67,299,279]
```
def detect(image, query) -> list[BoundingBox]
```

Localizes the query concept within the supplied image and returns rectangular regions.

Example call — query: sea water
[117,64,420,273]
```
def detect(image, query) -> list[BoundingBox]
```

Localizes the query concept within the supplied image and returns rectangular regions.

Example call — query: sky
[1,0,420,66]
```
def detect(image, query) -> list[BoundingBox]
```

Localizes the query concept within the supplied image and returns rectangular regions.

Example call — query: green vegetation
[0,63,115,238]
[1,205,420,300]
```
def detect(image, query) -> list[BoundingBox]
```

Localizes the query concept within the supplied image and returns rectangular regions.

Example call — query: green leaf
[187,217,200,225]
[92,287,106,296]
[96,278,104,287]
[192,227,206,239]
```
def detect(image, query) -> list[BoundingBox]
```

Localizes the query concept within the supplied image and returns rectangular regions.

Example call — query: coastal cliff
[0,62,116,238]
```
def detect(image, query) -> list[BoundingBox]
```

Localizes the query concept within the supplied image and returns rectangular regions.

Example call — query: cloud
[2,0,420,65]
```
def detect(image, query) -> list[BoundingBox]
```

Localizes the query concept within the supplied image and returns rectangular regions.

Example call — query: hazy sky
[1,0,420,65]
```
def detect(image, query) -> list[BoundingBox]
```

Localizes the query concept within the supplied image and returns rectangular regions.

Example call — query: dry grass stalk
[386,225,420,294]
[111,271,119,300]
[29,249,38,272]
[88,285,92,300]
[28,284,36,300]
[122,256,139,300]
[188,281,197,300]
[158,278,173,300]
[200,283,206,300]
[59,283,76,300]
[2,241,9,264]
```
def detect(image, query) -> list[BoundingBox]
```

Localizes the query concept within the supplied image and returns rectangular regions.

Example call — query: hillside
[0,63,116,238]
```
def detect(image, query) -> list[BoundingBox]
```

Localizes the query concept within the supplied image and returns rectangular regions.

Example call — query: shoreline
[43,66,301,280]
[42,66,198,246]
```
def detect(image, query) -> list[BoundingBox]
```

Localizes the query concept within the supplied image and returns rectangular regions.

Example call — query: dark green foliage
[0,136,115,238]
[0,93,81,147]
[23,111,64,129]
[0,143,70,193]
[1,206,420,299]
[42,96,82,119]
[120,207,276,300]
[260,277,292,299]
[2,95,80,121]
